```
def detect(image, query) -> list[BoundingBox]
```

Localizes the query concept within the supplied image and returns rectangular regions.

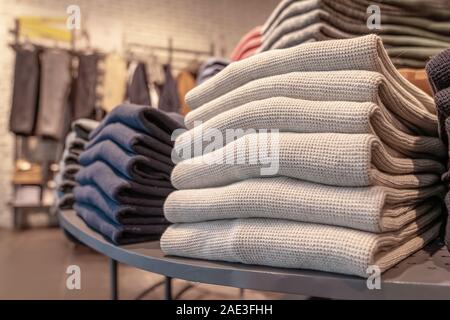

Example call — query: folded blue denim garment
[80,140,174,183]
[75,161,173,206]
[87,122,173,163]
[89,104,185,146]
[75,202,168,245]
[74,184,166,225]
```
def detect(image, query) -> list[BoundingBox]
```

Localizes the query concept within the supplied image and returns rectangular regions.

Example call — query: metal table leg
[110,259,118,300]
[165,276,172,300]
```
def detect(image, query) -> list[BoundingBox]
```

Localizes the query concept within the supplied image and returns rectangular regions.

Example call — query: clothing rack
[7,18,105,229]
[125,38,217,74]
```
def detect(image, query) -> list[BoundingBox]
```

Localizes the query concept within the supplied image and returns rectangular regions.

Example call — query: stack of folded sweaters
[161,35,447,277]
[74,104,185,245]
[55,119,99,210]
[426,48,450,251]
[259,0,450,68]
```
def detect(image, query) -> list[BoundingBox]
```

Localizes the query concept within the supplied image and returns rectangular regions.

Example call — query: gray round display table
[59,210,450,300]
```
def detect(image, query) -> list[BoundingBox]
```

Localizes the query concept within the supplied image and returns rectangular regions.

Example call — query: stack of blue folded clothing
[55,119,99,210]
[74,104,185,245]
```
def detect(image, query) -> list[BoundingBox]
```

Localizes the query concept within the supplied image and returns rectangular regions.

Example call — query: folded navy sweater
[87,122,174,162]
[89,104,184,146]
[75,161,173,206]
[80,140,174,184]
[75,202,168,245]
[74,185,166,225]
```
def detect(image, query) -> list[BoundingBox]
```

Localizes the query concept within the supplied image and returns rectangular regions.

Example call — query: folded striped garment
[176,97,445,160]
[262,0,320,37]
[185,35,434,113]
[171,133,444,190]
[165,176,445,232]
[74,185,166,225]
[80,140,174,183]
[268,21,448,64]
[76,161,173,206]
[261,9,322,51]
[185,70,437,136]
[161,213,441,277]
[267,0,450,38]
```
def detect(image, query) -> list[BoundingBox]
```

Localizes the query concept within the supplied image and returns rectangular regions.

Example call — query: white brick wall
[0,0,279,228]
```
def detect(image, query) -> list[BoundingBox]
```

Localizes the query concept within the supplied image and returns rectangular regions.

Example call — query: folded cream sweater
[171,133,444,190]
[161,213,441,278]
[165,176,444,233]
[185,35,434,114]
[184,70,437,136]
[176,97,445,160]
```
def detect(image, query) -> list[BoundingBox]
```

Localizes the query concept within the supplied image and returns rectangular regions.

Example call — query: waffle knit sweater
[171,132,444,190]
[161,214,441,278]
[176,97,445,160]
[164,176,444,233]
[184,70,437,136]
[185,35,434,113]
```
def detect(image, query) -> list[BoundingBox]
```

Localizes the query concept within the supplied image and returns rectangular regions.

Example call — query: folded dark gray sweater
[426,48,450,93]
[74,185,166,225]
[89,104,185,146]
[80,140,174,184]
[75,202,168,245]
[75,161,173,206]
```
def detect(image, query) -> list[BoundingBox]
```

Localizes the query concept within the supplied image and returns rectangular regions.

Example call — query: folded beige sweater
[171,133,444,190]
[161,213,441,278]
[176,97,445,160]
[165,176,445,233]
[184,70,437,137]
[185,35,434,114]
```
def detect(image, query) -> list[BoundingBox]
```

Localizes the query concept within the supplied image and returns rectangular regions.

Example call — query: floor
[0,227,285,300]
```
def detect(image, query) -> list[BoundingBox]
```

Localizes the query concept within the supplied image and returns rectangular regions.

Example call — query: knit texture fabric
[165,176,445,233]
[185,35,434,113]
[161,214,441,278]
[184,70,438,136]
[171,133,444,190]
[176,97,445,160]
[426,48,450,93]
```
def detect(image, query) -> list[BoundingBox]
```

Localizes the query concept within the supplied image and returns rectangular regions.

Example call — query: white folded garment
[171,132,444,190]
[185,35,434,114]
[176,97,445,160]
[184,70,437,136]
[164,177,444,232]
[161,213,441,278]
